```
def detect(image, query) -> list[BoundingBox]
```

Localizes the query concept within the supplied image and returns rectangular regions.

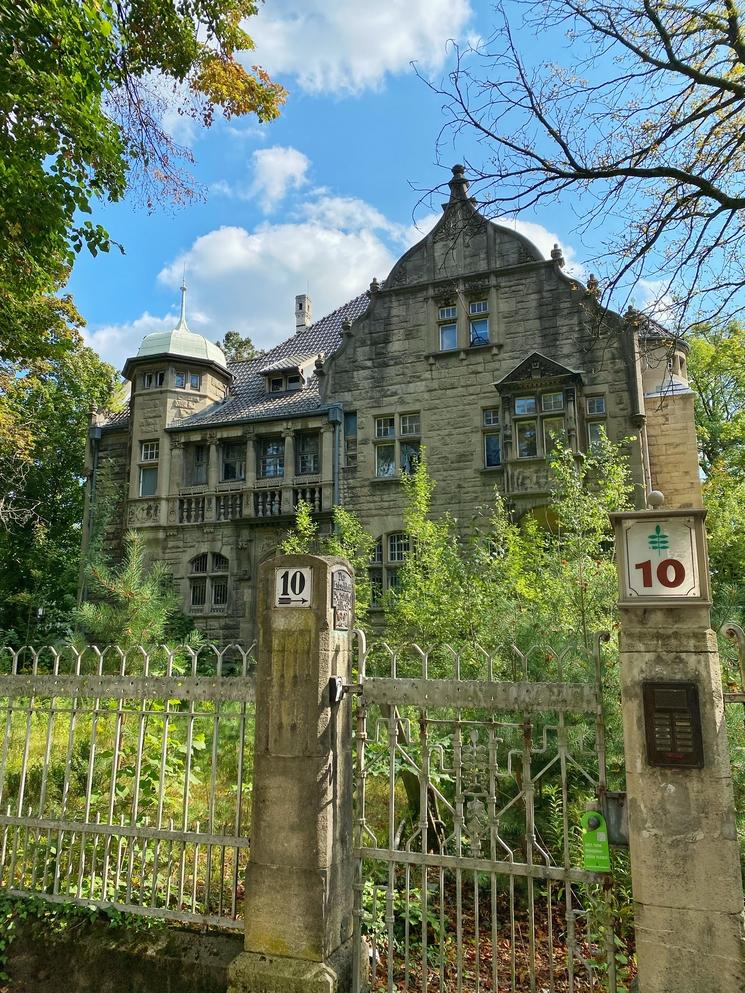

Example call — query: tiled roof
[259,351,319,373]
[169,291,370,429]
[100,407,130,433]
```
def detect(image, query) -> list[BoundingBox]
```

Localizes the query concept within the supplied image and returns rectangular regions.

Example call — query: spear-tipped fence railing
[0,643,256,929]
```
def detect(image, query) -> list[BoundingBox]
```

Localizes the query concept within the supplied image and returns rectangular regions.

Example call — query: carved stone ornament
[464,279,490,299]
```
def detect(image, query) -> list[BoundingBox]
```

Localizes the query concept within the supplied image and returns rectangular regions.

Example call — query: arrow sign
[275,567,312,608]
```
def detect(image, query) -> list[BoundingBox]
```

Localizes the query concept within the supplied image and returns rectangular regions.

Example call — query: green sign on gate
[581,809,611,872]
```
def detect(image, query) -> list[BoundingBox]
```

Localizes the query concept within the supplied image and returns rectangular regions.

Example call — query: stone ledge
[5,915,242,993]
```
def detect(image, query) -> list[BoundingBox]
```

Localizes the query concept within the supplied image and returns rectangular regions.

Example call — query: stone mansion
[85,165,701,643]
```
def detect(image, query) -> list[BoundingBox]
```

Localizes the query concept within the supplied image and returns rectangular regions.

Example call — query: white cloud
[634,278,676,322]
[301,195,437,248]
[211,146,310,210]
[497,218,586,277]
[250,146,310,211]
[82,312,179,374]
[156,216,395,351]
[247,0,473,94]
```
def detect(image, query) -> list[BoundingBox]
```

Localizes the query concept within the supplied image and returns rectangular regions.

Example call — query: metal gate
[351,632,622,993]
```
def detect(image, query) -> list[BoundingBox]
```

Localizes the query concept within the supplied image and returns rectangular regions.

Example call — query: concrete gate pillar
[228,554,356,993]
[611,509,745,993]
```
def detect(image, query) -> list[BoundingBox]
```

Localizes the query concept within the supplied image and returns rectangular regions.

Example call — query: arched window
[189,552,229,613]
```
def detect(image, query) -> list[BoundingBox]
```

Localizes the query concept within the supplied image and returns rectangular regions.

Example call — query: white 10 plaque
[611,510,711,606]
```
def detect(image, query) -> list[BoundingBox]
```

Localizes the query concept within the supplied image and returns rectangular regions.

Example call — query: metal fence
[351,633,625,993]
[0,643,255,929]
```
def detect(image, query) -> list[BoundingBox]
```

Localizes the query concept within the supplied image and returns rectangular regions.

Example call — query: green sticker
[581,809,611,872]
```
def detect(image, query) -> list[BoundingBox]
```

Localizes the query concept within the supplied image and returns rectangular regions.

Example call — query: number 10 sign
[610,509,711,606]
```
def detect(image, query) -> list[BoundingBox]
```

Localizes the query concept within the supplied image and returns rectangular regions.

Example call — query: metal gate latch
[328,677,363,705]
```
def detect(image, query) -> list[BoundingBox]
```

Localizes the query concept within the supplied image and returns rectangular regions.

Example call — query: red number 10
[634,559,686,588]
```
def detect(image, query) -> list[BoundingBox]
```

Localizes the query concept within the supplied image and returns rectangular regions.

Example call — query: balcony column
[207,438,219,522]
[244,431,256,518]
[321,425,334,512]
[282,431,295,517]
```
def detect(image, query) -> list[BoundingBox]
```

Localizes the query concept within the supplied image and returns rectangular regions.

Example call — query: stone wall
[5,916,241,993]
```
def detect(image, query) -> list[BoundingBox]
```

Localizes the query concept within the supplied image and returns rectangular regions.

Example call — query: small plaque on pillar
[610,509,711,606]
[331,568,354,630]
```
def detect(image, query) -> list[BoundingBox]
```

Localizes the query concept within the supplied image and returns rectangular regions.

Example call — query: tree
[687,324,745,616]
[0,0,285,367]
[385,441,632,657]
[74,530,190,650]
[688,324,745,478]
[216,329,264,363]
[434,0,745,332]
[0,340,119,642]
[282,501,376,625]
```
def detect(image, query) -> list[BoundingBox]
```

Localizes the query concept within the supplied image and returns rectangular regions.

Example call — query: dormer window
[270,377,284,393]
[287,374,302,391]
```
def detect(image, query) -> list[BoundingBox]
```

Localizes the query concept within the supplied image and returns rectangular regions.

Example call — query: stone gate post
[611,508,745,993]
[228,553,356,993]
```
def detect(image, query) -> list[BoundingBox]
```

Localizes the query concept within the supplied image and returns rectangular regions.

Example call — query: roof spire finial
[177,268,189,332]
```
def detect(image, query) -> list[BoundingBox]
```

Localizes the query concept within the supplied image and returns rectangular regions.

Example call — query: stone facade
[84,165,701,644]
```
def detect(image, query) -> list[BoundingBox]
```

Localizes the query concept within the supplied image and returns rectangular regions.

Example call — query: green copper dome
[136,326,227,369]
[130,283,227,372]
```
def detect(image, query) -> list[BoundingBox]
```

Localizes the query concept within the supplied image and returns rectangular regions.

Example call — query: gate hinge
[328,676,364,705]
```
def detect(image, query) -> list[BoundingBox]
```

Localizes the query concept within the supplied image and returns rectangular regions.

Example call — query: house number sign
[274,567,312,607]
[610,509,711,607]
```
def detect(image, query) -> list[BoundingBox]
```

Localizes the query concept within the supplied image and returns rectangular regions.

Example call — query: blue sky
[71,0,596,372]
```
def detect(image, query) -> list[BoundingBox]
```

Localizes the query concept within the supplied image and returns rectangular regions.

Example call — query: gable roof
[494,351,583,389]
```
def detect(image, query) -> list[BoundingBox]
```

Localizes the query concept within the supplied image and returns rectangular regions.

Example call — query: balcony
[293,485,322,512]
[254,489,283,517]
[216,493,243,521]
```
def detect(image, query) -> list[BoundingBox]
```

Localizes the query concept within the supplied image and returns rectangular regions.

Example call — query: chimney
[295,293,312,332]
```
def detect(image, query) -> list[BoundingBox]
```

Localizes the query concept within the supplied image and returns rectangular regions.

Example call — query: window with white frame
[222,441,245,482]
[295,432,320,475]
[469,300,489,346]
[585,394,608,449]
[190,372,201,390]
[543,417,565,454]
[511,390,567,459]
[143,371,165,389]
[482,407,501,468]
[175,371,186,389]
[484,433,501,466]
[141,440,159,462]
[139,440,159,497]
[542,391,564,413]
[438,304,458,351]
[374,414,421,478]
[588,421,606,447]
[257,437,284,478]
[368,532,409,606]
[515,420,538,458]
[400,413,420,436]
[514,396,537,416]
[189,552,229,613]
